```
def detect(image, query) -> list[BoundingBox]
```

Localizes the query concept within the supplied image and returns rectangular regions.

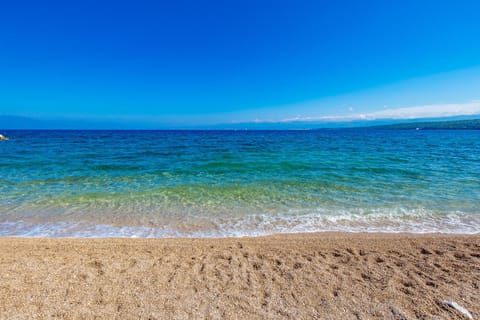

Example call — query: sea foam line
[0,211,479,238]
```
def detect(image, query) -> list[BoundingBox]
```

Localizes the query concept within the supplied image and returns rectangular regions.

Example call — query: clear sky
[1,0,480,128]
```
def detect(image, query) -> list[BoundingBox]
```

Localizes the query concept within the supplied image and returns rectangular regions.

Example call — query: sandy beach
[0,233,479,319]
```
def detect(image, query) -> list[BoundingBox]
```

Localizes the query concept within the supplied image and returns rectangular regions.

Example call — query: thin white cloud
[363,102,480,120]
[254,102,480,123]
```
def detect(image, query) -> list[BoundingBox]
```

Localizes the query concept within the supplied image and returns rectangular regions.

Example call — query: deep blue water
[0,130,479,237]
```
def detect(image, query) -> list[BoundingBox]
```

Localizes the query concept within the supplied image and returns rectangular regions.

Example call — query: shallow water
[0,129,479,237]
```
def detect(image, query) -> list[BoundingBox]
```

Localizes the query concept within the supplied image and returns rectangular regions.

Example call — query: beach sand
[0,233,479,319]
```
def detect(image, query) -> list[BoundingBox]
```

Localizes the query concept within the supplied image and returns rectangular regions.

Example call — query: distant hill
[367,119,480,130]
[2,114,480,130]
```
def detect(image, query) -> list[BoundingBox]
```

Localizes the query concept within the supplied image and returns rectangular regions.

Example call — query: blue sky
[1,0,480,128]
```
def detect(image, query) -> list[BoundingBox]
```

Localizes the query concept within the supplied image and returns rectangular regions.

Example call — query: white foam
[0,207,479,238]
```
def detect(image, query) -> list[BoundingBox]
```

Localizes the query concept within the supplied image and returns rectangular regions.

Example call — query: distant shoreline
[1,115,480,130]
[360,118,480,130]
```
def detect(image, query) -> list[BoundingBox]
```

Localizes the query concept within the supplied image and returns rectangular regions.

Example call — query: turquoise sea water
[0,130,479,237]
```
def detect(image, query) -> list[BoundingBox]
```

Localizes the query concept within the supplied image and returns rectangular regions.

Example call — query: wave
[1,208,478,238]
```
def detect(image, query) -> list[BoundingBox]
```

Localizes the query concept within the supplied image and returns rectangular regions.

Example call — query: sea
[0,129,479,237]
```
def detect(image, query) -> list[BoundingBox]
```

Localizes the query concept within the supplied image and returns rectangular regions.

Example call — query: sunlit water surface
[0,130,479,237]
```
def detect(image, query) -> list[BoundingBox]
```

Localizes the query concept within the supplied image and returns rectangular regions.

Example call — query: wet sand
[0,233,479,319]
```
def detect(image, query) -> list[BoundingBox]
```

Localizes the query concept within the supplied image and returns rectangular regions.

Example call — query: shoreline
[1,233,479,319]
[1,229,479,239]
[2,230,479,244]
